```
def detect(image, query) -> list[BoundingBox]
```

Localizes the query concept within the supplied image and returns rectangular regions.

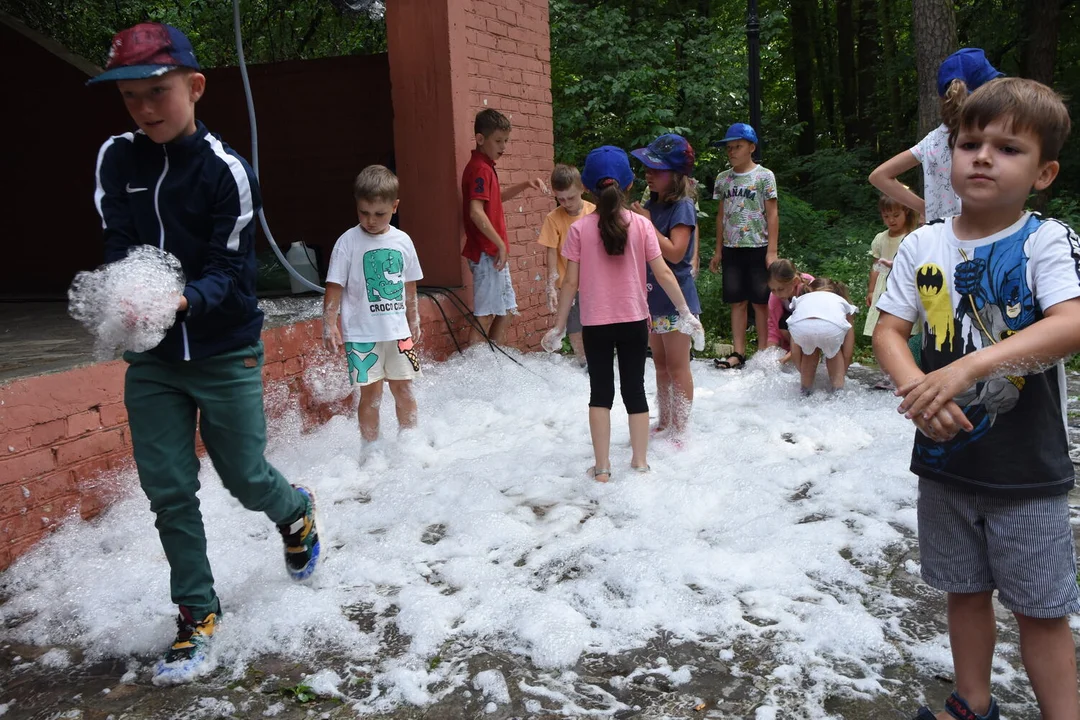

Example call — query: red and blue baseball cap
[87,23,201,85]
[714,123,759,146]
[937,48,1004,97]
[630,134,696,175]
[581,146,636,195]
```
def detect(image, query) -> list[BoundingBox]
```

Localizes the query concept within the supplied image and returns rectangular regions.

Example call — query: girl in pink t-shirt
[765,259,813,366]
[542,146,703,482]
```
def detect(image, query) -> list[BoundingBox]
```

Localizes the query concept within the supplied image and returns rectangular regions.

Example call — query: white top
[910,124,961,222]
[325,225,424,342]
[789,291,858,330]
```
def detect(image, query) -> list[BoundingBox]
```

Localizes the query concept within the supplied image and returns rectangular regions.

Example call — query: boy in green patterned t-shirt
[708,123,779,369]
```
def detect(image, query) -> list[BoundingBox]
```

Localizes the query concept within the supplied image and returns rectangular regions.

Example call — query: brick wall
[0,312,472,571]
[465,0,556,351]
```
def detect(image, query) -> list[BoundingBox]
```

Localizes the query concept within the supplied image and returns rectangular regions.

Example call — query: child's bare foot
[650,424,668,436]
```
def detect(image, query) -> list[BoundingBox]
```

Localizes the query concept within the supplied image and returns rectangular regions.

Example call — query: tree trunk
[815,0,839,143]
[879,0,903,144]
[791,0,817,154]
[856,0,880,146]
[836,0,858,147]
[1020,0,1061,212]
[1020,0,1060,85]
[912,0,957,137]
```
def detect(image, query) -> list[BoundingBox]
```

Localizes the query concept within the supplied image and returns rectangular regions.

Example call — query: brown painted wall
[197,54,396,275]
[386,0,470,288]
[1,21,394,298]
[1,21,130,300]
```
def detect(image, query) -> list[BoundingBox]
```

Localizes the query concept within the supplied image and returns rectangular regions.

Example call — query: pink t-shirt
[562,210,662,326]
[766,273,814,348]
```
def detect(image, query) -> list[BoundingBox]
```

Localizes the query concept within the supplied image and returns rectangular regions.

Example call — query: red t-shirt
[461,149,507,263]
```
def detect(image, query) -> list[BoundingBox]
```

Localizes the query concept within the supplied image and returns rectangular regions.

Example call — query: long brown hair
[768,258,798,283]
[596,180,629,256]
[658,173,698,204]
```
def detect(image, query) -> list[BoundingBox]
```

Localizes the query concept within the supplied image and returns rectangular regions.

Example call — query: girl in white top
[868,48,1004,222]
[787,277,858,394]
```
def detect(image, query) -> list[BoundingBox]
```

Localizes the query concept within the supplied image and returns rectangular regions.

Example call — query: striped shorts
[917,478,1080,618]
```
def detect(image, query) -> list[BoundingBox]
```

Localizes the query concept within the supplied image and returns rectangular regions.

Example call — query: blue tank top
[645,196,701,317]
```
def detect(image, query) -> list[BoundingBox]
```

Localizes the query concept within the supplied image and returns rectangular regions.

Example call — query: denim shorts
[468,254,518,317]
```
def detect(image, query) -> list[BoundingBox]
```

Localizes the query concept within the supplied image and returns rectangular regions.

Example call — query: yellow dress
[863,229,906,336]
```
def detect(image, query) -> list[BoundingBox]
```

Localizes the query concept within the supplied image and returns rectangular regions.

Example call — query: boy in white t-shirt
[323,165,424,442]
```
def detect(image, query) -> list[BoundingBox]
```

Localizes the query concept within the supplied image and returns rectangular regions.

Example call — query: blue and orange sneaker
[152,605,219,685]
[278,486,321,581]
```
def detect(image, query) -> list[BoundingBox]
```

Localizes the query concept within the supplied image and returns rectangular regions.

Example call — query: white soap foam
[0,349,1058,715]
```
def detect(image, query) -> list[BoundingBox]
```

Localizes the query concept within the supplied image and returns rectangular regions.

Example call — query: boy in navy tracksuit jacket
[89,23,321,683]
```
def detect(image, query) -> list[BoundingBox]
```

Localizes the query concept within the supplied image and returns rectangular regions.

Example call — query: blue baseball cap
[581,146,636,195]
[630,134,696,175]
[715,123,758,146]
[937,48,1004,97]
[87,23,201,85]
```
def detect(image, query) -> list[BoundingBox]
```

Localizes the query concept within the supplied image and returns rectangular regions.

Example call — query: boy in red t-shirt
[461,109,548,345]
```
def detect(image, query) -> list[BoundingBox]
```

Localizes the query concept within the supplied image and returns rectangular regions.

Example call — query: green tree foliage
[0,0,386,69]
[9,0,1080,357]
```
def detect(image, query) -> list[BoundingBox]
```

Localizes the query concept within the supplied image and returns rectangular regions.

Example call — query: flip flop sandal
[713,352,745,370]
[631,464,651,473]
[587,467,612,483]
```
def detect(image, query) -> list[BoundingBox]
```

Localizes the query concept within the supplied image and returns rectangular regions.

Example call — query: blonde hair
[940,78,969,132]
[810,276,851,302]
[550,164,583,192]
[353,165,399,203]
[878,192,919,235]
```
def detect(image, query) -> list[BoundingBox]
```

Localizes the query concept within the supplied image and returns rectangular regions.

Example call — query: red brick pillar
[387,0,555,353]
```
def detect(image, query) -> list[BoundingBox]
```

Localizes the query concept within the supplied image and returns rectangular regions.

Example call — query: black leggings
[582,320,649,414]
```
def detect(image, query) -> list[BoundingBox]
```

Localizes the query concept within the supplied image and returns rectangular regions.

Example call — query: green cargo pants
[124,342,304,617]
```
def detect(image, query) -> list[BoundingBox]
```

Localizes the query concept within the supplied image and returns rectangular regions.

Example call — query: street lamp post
[747,0,762,161]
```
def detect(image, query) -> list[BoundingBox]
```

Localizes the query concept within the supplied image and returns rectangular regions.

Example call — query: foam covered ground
[0,349,1062,717]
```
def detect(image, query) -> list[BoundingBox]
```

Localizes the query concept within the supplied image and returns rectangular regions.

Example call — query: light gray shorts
[469,254,518,317]
[917,478,1080,618]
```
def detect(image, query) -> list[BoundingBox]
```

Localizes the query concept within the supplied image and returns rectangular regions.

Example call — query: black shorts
[721,246,770,305]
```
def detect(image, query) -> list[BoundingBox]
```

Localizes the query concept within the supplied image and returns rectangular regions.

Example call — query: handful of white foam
[68,246,186,360]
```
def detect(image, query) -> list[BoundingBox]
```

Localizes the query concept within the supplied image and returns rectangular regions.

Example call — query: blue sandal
[913,692,999,720]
